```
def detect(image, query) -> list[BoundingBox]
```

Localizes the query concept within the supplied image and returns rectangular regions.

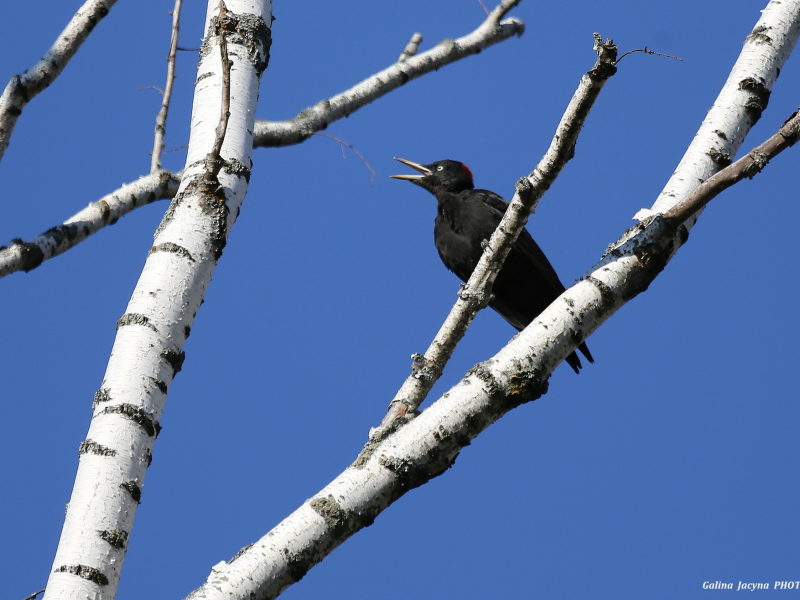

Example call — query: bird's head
[390,158,474,193]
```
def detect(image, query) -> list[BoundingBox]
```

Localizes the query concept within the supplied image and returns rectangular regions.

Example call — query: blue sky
[1,1,798,599]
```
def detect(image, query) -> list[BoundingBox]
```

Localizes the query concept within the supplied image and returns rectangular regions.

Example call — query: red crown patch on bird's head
[460,163,473,182]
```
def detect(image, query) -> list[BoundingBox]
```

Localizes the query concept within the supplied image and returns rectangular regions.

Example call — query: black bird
[391,157,593,374]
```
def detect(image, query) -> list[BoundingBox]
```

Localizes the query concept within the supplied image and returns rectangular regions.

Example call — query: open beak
[390,157,431,181]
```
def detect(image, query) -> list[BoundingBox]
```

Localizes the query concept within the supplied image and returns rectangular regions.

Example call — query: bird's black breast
[433,190,501,282]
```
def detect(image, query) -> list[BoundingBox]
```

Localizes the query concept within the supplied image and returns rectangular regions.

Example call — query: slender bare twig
[662,109,800,225]
[477,0,491,15]
[0,170,180,279]
[398,33,423,62]
[164,143,190,154]
[615,46,683,64]
[253,0,524,147]
[313,132,376,184]
[375,34,619,433]
[137,85,165,94]
[0,0,119,163]
[204,1,234,184]
[151,0,185,172]
[22,589,45,600]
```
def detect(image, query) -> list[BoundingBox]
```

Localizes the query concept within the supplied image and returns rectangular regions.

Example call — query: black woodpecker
[391,157,593,374]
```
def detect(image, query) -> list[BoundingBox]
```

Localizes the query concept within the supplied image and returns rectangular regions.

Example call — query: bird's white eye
[436,165,444,171]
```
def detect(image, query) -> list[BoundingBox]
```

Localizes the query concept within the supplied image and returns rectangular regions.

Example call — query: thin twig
[204,1,233,184]
[615,46,683,65]
[477,0,491,15]
[375,34,619,434]
[0,0,119,164]
[22,589,45,600]
[151,0,184,172]
[398,33,423,62]
[137,85,165,94]
[164,143,189,154]
[313,133,376,184]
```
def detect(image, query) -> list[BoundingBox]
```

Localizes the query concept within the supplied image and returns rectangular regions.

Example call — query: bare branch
[253,0,524,147]
[151,0,185,172]
[22,590,45,600]
[376,35,618,433]
[398,32,423,62]
[0,170,180,279]
[0,0,119,163]
[663,109,800,225]
[313,132,376,184]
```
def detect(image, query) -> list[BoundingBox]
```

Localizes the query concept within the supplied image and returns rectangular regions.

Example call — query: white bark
[0,0,119,162]
[639,0,800,221]
[0,171,179,279]
[42,2,271,599]
[182,2,800,598]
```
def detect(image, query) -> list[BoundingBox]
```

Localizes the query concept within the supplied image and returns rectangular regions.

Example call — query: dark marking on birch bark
[150,242,195,262]
[223,158,251,182]
[53,564,109,586]
[149,377,168,394]
[739,77,770,120]
[8,238,45,272]
[746,25,773,45]
[93,388,112,407]
[78,440,117,457]
[99,404,161,437]
[116,313,158,331]
[162,348,185,376]
[707,148,732,167]
[120,480,142,504]
[98,529,128,550]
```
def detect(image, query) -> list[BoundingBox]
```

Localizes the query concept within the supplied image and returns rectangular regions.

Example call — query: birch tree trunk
[41,2,272,598]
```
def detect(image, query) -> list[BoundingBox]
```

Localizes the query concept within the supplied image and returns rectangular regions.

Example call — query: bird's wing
[465,189,569,295]
[466,188,511,214]
[513,228,568,295]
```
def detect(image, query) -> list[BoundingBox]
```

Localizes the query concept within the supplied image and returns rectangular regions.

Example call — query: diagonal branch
[0,0,119,163]
[0,170,180,279]
[252,0,524,147]
[663,109,800,225]
[375,34,618,435]
[151,0,185,172]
